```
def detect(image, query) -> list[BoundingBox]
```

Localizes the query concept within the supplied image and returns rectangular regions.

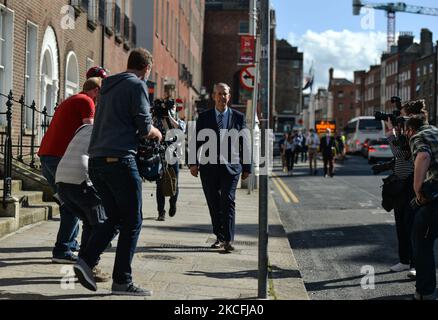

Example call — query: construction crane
[353,0,438,51]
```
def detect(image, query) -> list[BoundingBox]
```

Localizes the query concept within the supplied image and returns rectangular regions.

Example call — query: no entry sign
[240,65,256,91]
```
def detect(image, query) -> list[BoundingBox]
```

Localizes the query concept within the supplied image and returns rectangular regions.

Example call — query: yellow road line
[276,178,300,204]
[271,177,291,203]
[271,173,300,204]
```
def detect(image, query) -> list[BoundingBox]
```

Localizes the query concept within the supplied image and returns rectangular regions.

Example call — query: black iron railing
[0,91,54,208]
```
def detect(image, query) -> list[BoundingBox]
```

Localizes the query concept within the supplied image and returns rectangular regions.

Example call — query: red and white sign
[239,35,256,65]
[240,65,256,91]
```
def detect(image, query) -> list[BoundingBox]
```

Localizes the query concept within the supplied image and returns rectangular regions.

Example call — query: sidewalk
[0,169,308,300]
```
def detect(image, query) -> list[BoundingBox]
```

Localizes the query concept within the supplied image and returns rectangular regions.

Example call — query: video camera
[374,96,406,126]
[152,99,176,119]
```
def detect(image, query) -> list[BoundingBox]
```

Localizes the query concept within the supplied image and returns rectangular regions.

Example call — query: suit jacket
[320,135,336,158]
[195,108,252,176]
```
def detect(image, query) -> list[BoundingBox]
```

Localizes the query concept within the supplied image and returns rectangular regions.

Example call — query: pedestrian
[384,119,416,278]
[405,115,438,300]
[300,130,308,163]
[320,128,336,178]
[155,98,186,222]
[280,133,288,173]
[38,77,102,264]
[294,131,303,164]
[55,124,111,283]
[73,48,163,296]
[284,133,296,176]
[306,129,320,175]
[190,83,252,253]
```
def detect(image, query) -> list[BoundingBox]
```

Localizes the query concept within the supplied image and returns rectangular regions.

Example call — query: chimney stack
[421,28,433,56]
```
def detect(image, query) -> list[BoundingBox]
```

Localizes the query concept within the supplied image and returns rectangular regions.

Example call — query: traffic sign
[240,65,256,91]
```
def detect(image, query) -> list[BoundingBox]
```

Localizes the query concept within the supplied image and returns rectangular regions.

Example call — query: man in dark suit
[320,128,336,178]
[190,83,252,253]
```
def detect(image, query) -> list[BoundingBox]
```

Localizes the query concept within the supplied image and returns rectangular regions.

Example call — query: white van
[345,116,386,154]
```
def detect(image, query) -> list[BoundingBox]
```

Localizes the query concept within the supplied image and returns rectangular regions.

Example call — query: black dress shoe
[211,240,224,249]
[169,205,177,218]
[223,242,235,252]
[157,212,166,222]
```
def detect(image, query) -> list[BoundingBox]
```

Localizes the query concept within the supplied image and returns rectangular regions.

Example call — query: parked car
[368,139,394,164]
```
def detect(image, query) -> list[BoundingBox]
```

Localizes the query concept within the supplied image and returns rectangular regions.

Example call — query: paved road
[271,155,438,300]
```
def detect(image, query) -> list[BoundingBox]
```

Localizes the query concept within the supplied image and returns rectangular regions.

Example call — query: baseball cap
[86,66,108,79]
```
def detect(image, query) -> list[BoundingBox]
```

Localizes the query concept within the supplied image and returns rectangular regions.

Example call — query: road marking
[271,177,291,203]
[272,173,300,204]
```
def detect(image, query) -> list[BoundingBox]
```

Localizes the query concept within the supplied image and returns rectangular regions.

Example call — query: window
[65,51,79,98]
[430,64,434,74]
[292,61,300,69]
[0,5,14,125]
[166,1,169,48]
[88,0,97,25]
[338,91,344,98]
[114,0,121,36]
[417,67,421,78]
[98,0,105,24]
[25,22,38,129]
[338,103,344,111]
[239,21,249,34]
[123,0,130,42]
[359,119,383,131]
[105,0,114,30]
[161,0,165,42]
[155,0,159,37]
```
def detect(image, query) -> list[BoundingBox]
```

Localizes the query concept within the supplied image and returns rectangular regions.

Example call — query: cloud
[287,29,387,91]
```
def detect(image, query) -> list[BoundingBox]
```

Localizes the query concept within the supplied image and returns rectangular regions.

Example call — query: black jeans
[412,200,438,295]
[393,182,415,267]
[84,157,143,285]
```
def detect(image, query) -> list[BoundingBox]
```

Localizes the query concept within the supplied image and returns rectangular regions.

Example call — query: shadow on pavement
[304,272,414,292]
[0,290,110,300]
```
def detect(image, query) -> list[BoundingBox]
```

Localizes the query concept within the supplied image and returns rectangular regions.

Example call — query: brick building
[364,65,381,116]
[353,70,366,116]
[328,68,355,130]
[132,0,205,121]
[203,0,252,111]
[274,39,303,131]
[0,0,135,150]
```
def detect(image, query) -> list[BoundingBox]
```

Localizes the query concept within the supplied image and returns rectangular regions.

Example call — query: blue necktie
[217,114,224,130]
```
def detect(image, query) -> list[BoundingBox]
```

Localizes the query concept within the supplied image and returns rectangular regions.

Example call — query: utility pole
[258,0,270,299]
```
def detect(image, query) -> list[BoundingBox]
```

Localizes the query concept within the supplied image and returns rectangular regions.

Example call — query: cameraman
[405,115,438,300]
[383,117,416,277]
[155,98,186,222]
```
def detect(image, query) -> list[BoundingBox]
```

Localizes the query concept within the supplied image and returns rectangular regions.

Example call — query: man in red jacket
[38,77,101,264]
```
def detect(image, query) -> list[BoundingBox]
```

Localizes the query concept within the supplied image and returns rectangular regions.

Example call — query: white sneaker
[407,269,416,279]
[390,263,410,272]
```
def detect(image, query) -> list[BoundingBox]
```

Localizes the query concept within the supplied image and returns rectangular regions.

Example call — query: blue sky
[271,0,438,90]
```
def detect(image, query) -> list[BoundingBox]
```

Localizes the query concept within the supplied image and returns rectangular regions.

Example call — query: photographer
[381,114,416,277]
[153,97,186,222]
[405,115,438,300]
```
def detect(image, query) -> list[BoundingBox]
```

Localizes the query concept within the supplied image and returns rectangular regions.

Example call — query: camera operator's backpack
[136,140,163,182]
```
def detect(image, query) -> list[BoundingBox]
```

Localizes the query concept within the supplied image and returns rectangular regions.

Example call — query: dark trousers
[83,157,143,285]
[412,200,438,295]
[323,155,334,176]
[200,165,240,243]
[156,162,180,214]
[285,150,295,172]
[57,183,103,260]
[393,186,415,267]
[40,156,80,258]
